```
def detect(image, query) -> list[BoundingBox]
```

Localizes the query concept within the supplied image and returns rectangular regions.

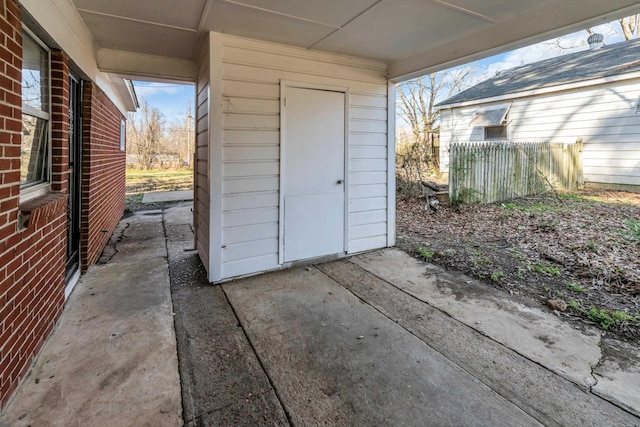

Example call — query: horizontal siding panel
[223,223,278,244]
[584,142,640,151]
[349,171,387,185]
[350,93,387,109]
[349,184,387,199]
[222,254,279,279]
[585,174,640,185]
[350,159,387,172]
[350,106,387,121]
[197,102,208,120]
[224,129,279,145]
[224,146,279,162]
[349,197,386,213]
[224,113,279,130]
[584,166,640,176]
[222,238,279,263]
[223,192,279,211]
[349,210,387,227]
[223,161,279,177]
[223,97,279,114]
[223,63,386,94]
[222,45,386,83]
[349,222,387,240]
[350,119,386,134]
[350,145,387,160]
[224,176,279,194]
[348,235,387,253]
[222,35,386,71]
[583,158,640,168]
[350,133,386,146]
[512,121,640,136]
[223,79,279,99]
[222,207,279,228]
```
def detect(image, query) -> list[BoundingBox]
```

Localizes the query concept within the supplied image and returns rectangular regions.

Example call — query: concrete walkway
[142,190,193,204]
[2,201,639,426]
[0,210,182,426]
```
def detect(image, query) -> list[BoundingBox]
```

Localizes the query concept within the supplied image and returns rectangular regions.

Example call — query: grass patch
[490,271,505,282]
[565,281,585,293]
[531,261,561,276]
[620,219,640,243]
[126,168,193,194]
[417,246,435,260]
[569,301,640,330]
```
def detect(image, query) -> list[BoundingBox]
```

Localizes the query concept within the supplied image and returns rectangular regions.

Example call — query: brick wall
[81,82,126,268]
[0,0,68,409]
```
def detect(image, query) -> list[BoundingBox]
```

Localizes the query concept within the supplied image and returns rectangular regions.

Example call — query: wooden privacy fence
[449,141,583,204]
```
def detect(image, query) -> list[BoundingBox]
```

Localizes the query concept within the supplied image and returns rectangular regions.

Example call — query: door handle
[336,179,344,185]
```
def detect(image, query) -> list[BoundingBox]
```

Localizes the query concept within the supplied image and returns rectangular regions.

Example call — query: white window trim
[19,26,52,204]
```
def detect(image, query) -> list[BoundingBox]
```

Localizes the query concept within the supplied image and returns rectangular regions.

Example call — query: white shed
[438,38,640,192]
[195,34,394,281]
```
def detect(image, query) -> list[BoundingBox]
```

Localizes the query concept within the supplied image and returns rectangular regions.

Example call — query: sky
[129,17,633,126]
[131,81,195,126]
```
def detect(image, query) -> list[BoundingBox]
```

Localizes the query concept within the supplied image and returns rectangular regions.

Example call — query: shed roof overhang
[19,0,640,105]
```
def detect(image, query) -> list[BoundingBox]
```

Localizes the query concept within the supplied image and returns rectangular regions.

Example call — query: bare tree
[586,14,639,41]
[395,67,477,195]
[127,100,166,170]
[165,101,194,168]
[618,14,639,40]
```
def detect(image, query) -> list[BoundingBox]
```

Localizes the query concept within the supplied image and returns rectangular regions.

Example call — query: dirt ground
[396,187,640,343]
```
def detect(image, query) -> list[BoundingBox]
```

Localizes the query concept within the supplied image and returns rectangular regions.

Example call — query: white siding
[215,34,389,280]
[194,41,210,272]
[440,79,640,186]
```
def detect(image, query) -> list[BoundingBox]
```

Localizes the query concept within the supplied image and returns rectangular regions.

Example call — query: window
[120,119,125,151]
[21,29,50,197]
[470,103,510,141]
[485,125,507,140]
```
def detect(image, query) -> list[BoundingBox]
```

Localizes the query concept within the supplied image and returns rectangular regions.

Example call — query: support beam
[97,49,198,82]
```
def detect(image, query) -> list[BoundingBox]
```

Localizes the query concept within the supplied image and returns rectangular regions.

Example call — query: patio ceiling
[25,0,640,82]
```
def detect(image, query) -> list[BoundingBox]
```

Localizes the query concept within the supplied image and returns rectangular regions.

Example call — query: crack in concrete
[98,222,130,264]
[588,335,606,392]
[185,389,275,425]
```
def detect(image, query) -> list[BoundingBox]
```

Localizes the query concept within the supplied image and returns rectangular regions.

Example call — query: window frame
[484,124,508,141]
[20,26,52,203]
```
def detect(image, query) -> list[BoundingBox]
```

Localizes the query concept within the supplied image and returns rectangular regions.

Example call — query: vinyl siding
[195,41,210,271]
[217,34,389,280]
[440,79,640,186]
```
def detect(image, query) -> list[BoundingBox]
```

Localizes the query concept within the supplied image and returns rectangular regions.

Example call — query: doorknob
[336,179,344,185]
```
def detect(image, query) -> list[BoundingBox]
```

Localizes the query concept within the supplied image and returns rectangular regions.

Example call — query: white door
[283,86,345,262]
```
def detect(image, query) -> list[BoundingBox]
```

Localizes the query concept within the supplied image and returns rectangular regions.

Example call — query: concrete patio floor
[2,201,639,426]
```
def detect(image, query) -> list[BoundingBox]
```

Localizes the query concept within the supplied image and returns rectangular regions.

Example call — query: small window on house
[635,96,640,114]
[484,125,508,140]
[120,119,125,151]
[470,103,510,141]
[21,29,51,196]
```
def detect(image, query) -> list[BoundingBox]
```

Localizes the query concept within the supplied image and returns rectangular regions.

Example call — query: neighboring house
[437,36,640,192]
[1,0,637,409]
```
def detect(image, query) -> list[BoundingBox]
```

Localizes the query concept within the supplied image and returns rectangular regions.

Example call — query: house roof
[438,37,640,107]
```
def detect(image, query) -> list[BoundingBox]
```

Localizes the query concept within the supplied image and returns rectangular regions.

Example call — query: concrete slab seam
[334,260,638,420]
[219,284,293,427]
[314,263,549,423]
[160,207,186,424]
